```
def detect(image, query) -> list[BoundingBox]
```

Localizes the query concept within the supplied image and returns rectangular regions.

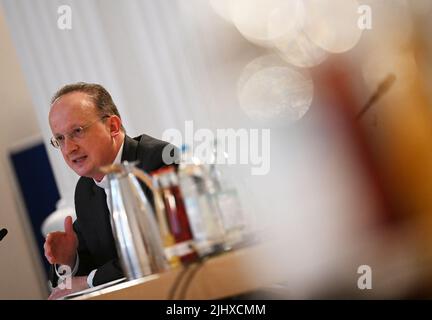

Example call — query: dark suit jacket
[71,134,175,286]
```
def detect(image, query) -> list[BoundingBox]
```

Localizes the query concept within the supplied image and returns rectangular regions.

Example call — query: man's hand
[44,216,78,267]
[48,276,88,300]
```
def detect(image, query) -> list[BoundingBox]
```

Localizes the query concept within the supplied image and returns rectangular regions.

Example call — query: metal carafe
[100,161,168,280]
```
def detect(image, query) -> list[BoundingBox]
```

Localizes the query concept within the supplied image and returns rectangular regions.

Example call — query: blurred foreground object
[242,45,432,298]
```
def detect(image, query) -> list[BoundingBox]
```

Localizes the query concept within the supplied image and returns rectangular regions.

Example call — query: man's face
[49,92,116,180]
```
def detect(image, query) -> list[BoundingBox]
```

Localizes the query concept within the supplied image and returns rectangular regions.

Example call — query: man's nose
[62,136,78,154]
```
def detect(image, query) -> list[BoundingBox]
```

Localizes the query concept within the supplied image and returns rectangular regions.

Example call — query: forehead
[49,92,97,132]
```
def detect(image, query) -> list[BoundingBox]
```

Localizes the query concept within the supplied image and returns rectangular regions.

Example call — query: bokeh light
[273,29,328,68]
[304,0,363,53]
[237,54,286,92]
[209,0,233,24]
[230,0,305,47]
[238,55,314,124]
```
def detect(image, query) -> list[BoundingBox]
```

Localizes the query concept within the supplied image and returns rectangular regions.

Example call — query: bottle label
[172,240,195,257]
[164,246,177,260]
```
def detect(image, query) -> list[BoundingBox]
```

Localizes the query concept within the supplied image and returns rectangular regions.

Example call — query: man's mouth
[72,155,87,164]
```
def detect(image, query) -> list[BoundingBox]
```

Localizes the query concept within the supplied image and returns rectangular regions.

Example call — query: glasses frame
[50,115,110,149]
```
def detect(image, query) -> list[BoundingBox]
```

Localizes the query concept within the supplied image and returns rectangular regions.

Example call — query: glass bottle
[152,166,198,264]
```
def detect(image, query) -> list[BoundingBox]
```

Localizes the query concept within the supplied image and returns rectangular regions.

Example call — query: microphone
[0,228,8,241]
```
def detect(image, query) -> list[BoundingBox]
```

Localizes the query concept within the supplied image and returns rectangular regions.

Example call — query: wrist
[77,276,89,289]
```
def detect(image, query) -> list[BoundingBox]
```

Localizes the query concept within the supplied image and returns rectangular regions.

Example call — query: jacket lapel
[90,184,115,258]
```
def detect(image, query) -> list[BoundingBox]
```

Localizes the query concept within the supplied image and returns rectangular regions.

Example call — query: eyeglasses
[50,115,109,149]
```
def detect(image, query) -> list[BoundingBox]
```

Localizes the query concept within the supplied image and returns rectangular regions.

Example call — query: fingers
[44,239,55,264]
[48,288,69,300]
[64,216,73,235]
[44,232,59,264]
[44,250,54,264]
[48,290,58,300]
[45,255,55,264]
[44,234,52,262]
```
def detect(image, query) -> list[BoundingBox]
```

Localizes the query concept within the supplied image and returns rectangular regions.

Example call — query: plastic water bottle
[207,139,246,249]
[178,144,226,257]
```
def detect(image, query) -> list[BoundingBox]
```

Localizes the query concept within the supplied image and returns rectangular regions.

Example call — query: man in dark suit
[44,82,175,299]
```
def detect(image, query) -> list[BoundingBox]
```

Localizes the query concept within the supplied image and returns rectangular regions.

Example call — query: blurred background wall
[0,4,47,299]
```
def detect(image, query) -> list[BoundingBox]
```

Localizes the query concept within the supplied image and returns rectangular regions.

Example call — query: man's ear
[109,115,122,137]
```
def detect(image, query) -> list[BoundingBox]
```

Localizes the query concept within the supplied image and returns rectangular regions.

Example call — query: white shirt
[94,141,124,213]
[72,140,125,288]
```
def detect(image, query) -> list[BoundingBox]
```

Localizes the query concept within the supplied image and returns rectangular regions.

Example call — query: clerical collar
[94,139,124,190]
